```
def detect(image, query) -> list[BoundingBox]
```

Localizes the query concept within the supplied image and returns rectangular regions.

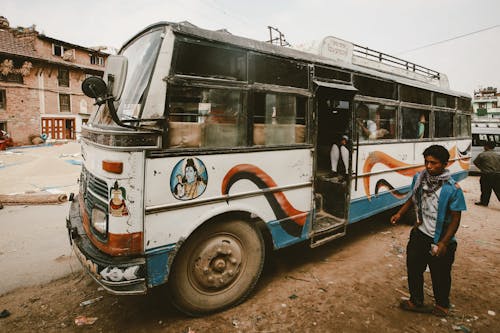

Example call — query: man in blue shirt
[391,145,466,317]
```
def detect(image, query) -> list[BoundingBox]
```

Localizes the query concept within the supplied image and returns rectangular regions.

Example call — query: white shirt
[418,187,441,238]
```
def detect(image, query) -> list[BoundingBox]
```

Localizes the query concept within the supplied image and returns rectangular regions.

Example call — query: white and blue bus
[470,120,500,173]
[67,21,472,315]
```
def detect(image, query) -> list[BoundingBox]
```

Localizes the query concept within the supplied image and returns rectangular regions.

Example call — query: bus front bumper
[66,197,147,295]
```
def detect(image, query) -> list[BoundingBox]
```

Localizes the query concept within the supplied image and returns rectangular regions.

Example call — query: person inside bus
[417,113,427,139]
[356,103,376,139]
[473,141,500,206]
[356,103,389,140]
[330,135,349,180]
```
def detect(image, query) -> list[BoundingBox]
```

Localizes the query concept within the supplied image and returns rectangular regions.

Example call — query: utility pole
[266,26,291,47]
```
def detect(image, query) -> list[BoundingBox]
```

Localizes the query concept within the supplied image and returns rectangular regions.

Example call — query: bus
[470,120,500,173]
[67,21,472,315]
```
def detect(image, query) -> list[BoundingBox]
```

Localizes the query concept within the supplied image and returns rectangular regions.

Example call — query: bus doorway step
[310,211,346,248]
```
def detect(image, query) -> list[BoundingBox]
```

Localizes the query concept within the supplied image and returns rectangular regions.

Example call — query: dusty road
[0,203,80,295]
[0,142,82,295]
[0,176,498,332]
[0,142,81,195]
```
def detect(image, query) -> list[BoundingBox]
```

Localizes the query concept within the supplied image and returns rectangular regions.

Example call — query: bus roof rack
[352,43,441,81]
[296,36,449,89]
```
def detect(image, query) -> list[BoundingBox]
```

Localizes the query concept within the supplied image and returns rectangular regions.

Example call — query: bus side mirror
[82,76,108,105]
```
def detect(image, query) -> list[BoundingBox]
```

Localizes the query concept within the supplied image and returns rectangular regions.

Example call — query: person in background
[390,145,466,317]
[330,135,349,180]
[473,141,500,206]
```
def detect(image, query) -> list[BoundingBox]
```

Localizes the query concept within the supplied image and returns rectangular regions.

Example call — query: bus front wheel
[169,219,265,316]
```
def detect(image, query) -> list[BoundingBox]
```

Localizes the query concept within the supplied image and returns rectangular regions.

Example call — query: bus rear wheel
[169,219,265,316]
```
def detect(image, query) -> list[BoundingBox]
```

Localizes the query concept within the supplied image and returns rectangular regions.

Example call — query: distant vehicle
[67,21,472,315]
[470,121,500,173]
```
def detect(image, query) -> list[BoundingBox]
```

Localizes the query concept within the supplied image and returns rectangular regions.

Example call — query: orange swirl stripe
[222,164,306,226]
[362,146,463,199]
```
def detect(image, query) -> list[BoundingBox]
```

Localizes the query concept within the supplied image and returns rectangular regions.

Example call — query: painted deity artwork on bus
[109,181,129,217]
[170,158,208,200]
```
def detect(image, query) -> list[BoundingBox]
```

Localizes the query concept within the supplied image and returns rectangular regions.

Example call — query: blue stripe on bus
[348,170,469,223]
[267,212,311,249]
[349,187,411,223]
[145,244,176,287]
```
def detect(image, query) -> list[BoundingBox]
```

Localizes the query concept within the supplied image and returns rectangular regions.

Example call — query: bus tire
[169,218,265,316]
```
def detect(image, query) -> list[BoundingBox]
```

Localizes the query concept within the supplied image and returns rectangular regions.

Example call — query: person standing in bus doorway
[473,141,500,206]
[390,145,466,317]
[330,135,349,181]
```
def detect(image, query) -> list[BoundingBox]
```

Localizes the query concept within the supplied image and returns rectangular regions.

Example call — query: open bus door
[311,81,357,247]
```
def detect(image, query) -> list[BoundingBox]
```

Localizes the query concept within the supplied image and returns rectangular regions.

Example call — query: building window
[90,55,104,66]
[0,89,6,110]
[58,68,69,87]
[59,94,71,112]
[52,44,75,60]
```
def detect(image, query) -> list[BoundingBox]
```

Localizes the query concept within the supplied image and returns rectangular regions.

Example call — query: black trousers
[480,173,500,205]
[406,228,457,308]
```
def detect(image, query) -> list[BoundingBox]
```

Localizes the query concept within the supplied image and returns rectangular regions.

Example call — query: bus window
[253,93,306,145]
[314,66,351,83]
[433,93,456,108]
[355,102,396,141]
[174,40,247,81]
[249,54,309,89]
[167,86,247,148]
[434,110,454,137]
[457,114,471,137]
[353,75,397,100]
[400,85,431,105]
[401,108,429,139]
[458,97,472,112]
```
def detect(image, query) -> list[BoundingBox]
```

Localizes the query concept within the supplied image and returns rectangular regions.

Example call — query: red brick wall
[0,36,105,145]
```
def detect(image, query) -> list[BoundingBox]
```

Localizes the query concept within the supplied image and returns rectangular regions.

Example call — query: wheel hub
[192,238,242,290]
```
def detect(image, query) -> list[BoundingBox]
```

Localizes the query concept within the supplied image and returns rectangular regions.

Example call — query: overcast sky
[2,0,499,95]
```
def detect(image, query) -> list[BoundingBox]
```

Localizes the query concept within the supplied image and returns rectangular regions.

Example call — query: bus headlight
[91,208,107,235]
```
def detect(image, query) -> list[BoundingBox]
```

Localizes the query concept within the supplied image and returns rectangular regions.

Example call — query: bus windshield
[90,29,163,128]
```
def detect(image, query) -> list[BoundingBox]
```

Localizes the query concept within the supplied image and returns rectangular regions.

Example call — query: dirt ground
[0,176,498,333]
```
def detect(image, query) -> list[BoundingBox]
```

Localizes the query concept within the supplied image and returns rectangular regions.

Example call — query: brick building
[0,16,108,145]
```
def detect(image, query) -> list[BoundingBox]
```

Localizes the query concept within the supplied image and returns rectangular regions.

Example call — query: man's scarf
[412,169,451,223]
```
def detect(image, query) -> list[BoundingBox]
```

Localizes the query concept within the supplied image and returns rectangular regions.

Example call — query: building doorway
[41,117,75,139]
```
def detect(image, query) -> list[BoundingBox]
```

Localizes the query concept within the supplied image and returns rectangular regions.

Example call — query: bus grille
[81,166,109,200]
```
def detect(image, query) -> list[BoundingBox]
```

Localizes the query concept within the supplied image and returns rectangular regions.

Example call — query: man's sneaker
[474,202,488,206]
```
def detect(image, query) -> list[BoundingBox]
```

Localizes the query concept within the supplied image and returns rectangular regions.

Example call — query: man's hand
[390,213,401,225]
[435,241,448,257]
